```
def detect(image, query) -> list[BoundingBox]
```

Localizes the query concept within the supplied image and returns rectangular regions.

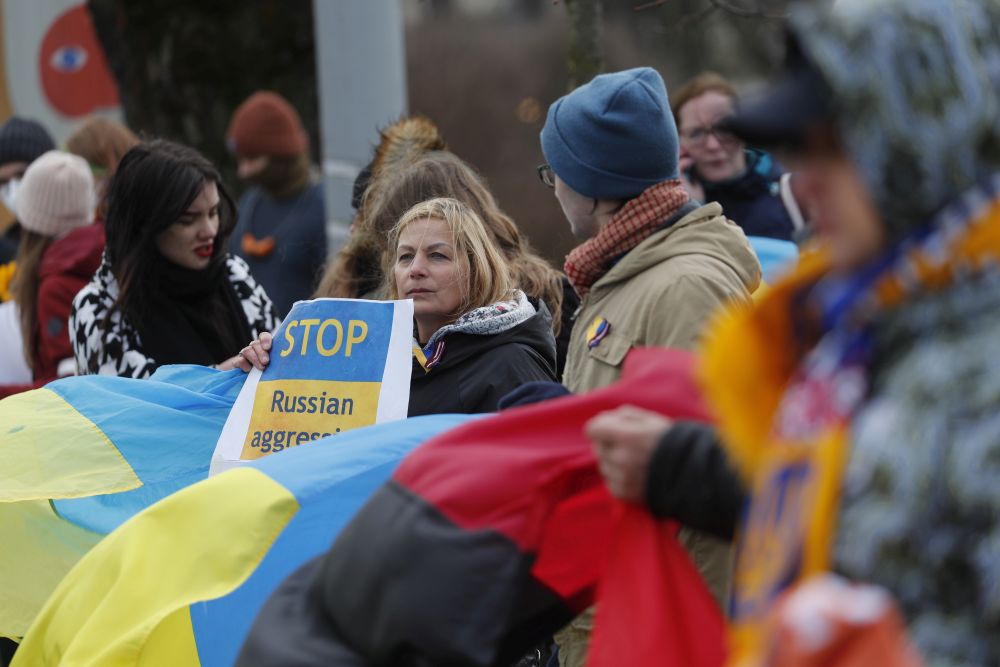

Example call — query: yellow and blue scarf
[700,180,1000,664]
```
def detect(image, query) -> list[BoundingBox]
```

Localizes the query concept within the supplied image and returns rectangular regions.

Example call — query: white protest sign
[210,298,413,476]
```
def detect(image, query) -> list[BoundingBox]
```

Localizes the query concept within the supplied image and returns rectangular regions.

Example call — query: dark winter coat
[70,254,279,378]
[554,277,579,381]
[408,305,557,416]
[696,149,796,242]
[646,421,744,541]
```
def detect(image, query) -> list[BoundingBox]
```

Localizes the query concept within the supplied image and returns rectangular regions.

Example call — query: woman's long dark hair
[12,230,52,369]
[103,139,237,328]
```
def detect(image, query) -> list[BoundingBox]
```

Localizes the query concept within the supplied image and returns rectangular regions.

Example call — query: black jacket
[697,149,796,242]
[408,308,558,416]
[553,277,579,381]
[646,421,747,541]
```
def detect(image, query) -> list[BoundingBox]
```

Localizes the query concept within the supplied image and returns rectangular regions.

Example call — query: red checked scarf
[564,180,690,296]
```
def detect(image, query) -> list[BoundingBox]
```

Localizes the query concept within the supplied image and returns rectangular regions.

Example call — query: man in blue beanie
[539,67,761,666]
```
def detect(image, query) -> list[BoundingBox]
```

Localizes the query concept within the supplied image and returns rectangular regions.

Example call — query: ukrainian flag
[1,364,248,641]
[10,412,471,666]
[8,349,727,667]
[0,359,471,652]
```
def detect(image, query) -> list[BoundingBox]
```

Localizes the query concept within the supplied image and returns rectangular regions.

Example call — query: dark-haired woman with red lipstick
[70,139,278,378]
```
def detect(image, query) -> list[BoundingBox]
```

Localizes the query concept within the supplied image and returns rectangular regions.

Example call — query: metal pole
[313,0,407,253]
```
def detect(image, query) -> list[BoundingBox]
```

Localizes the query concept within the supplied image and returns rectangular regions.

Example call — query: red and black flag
[237,349,726,667]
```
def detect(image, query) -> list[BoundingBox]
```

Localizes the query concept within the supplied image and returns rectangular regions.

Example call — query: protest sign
[210,298,413,475]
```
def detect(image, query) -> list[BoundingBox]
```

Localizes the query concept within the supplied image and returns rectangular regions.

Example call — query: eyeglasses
[537,163,555,188]
[680,125,739,148]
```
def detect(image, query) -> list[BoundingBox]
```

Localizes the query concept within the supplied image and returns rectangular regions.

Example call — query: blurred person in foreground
[587,1,1000,663]
[227,91,327,317]
[538,66,761,667]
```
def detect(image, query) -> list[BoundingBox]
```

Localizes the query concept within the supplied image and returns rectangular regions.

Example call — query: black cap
[720,33,834,150]
[0,117,56,167]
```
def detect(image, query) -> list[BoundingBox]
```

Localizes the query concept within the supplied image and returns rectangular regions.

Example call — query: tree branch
[649,3,717,33]
[708,0,786,20]
[564,0,604,88]
[634,0,785,19]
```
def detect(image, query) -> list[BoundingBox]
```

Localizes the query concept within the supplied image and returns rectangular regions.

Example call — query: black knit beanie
[0,117,56,167]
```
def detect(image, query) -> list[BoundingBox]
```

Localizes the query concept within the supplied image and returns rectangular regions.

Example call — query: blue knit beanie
[540,67,678,201]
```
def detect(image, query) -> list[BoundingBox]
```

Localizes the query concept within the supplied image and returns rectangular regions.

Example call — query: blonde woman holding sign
[239,197,557,415]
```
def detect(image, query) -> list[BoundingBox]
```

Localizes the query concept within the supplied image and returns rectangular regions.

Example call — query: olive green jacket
[564,202,761,394]
[556,202,761,667]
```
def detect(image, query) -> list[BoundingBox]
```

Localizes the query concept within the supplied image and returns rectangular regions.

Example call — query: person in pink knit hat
[0,150,103,395]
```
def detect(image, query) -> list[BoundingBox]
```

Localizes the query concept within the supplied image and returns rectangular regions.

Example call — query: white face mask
[0,178,20,217]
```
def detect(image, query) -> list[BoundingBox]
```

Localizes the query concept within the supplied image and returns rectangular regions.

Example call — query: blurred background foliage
[86,0,792,265]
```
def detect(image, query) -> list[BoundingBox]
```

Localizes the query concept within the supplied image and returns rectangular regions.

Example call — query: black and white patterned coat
[69,254,279,378]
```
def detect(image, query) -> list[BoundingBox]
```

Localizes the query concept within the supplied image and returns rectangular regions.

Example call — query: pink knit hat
[17,150,95,237]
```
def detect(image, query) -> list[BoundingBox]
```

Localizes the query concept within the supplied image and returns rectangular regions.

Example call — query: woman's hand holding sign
[235,332,273,372]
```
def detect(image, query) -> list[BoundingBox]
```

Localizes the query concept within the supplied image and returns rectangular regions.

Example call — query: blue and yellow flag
[10,413,472,666]
[1,364,246,640]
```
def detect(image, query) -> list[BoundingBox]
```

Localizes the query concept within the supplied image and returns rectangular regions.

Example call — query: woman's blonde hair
[320,151,565,332]
[385,197,514,316]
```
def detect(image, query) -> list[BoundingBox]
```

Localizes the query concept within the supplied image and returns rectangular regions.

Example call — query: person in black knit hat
[0,117,57,263]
